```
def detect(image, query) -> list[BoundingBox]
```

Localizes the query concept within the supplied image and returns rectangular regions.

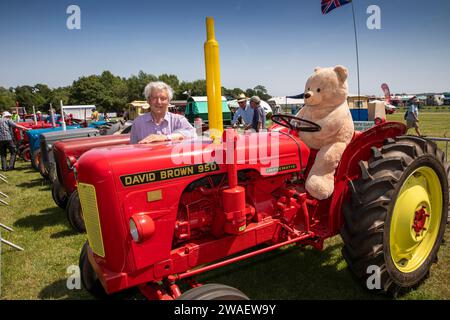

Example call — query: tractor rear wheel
[177,283,249,300]
[51,180,68,209]
[79,241,107,299]
[341,136,448,295]
[67,190,86,233]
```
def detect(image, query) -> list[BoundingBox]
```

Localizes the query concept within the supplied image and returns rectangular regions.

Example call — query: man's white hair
[143,81,174,101]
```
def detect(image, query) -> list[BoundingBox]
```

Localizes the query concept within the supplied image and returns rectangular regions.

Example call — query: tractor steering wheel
[271,114,321,132]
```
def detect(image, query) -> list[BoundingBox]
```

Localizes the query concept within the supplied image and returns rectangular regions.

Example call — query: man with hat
[405,96,422,136]
[0,111,29,171]
[231,93,254,127]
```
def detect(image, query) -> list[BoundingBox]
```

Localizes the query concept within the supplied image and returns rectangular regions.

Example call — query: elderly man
[130,81,195,144]
[231,93,254,127]
[0,111,29,171]
[249,96,266,132]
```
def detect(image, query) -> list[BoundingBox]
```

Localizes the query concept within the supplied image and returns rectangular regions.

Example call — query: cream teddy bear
[297,65,354,200]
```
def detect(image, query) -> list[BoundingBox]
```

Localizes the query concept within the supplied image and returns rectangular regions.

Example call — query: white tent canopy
[268,96,304,106]
[62,105,96,120]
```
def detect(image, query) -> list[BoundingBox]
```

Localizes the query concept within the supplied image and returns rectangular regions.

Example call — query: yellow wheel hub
[390,166,443,273]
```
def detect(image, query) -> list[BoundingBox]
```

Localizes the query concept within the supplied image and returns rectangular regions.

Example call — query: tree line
[0,71,272,113]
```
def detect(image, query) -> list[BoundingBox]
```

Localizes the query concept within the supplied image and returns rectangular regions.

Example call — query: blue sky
[0,0,449,96]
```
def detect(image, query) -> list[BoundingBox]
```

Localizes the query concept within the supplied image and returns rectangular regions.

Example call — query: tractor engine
[174,173,257,244]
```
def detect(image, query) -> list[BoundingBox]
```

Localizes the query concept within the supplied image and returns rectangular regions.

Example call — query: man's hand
[138,134,168,144]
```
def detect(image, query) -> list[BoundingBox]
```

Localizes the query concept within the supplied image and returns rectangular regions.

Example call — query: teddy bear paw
[305,176,334,200]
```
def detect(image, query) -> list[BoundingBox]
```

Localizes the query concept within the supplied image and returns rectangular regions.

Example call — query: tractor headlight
[129,214,155,243]
[66,156,77,170]
[73,165,78,181]
[129,218,140,242]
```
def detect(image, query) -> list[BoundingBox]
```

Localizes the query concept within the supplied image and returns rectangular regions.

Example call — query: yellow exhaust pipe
[204,17,224,142]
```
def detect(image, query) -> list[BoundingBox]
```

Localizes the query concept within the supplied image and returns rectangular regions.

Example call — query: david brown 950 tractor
[76,117,448,299]
[76,17,448,299]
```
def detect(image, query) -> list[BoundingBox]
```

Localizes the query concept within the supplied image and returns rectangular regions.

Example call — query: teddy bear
[296,65,354,200]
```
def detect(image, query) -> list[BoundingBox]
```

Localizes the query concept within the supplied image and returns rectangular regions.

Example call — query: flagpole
[350,0,361,106]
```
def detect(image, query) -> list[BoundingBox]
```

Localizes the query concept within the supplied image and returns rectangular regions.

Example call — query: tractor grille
[78,183,105,257]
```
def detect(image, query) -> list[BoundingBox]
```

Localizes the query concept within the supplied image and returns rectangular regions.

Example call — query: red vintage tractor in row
[52,134,131,232]
[75,115,448,299]
[13,121,55,161]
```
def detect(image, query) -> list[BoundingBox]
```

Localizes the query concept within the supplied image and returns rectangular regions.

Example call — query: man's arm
[138,116,195,144]
[8,120,28,131]
[231,108,241,125]
[130,122,139,144]
[172,116,196,139]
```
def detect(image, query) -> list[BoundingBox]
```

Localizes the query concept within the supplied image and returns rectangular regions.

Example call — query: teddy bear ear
[314,66,322,73]
[334,65,348,82]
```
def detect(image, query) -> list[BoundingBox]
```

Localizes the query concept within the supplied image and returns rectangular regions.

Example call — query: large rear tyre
[341,136,448,295]
[177,283,249,300]
[51,180,68,209]
[79,241,107,299]
[66,190,86,233]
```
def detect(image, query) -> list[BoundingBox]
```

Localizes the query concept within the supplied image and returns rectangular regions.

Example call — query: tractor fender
[328,122,407,233]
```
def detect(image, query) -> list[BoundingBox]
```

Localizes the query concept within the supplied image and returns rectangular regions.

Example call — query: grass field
[0,113,449,300]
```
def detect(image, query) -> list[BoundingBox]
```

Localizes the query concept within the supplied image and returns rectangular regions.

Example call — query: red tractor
[52,134,131,232]
[76,116,448,299]
[13,121,55,161]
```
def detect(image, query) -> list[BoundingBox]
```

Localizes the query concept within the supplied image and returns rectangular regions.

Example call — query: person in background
[249,96,266,132]
[11,110,20,122]
[405,97,422,136]
[91,108,100,122]
[123,108,129,121]
[130,81,195,144]
[274,104,281,115]
[0,111,29,171]
[231,93,254,127]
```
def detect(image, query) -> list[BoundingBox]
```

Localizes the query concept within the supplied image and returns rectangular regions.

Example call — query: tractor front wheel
[31,149,41,170]
[67,190,86,233]
[177,283,249,300]
[51,180,68,209]
[79,241,107,299]
[341,136,448,295]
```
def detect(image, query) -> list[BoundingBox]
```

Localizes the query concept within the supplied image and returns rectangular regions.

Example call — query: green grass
[1,160,449,300]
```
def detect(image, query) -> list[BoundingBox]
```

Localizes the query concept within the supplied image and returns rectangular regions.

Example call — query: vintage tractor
[26,125,81,170]
[39,128,100,180]
[76,17,449,299]
[13,121,55,162]
[76,119,448,299]
[52,134,131,231]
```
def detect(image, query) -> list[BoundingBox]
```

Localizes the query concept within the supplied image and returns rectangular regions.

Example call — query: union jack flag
[321,0,352,15]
